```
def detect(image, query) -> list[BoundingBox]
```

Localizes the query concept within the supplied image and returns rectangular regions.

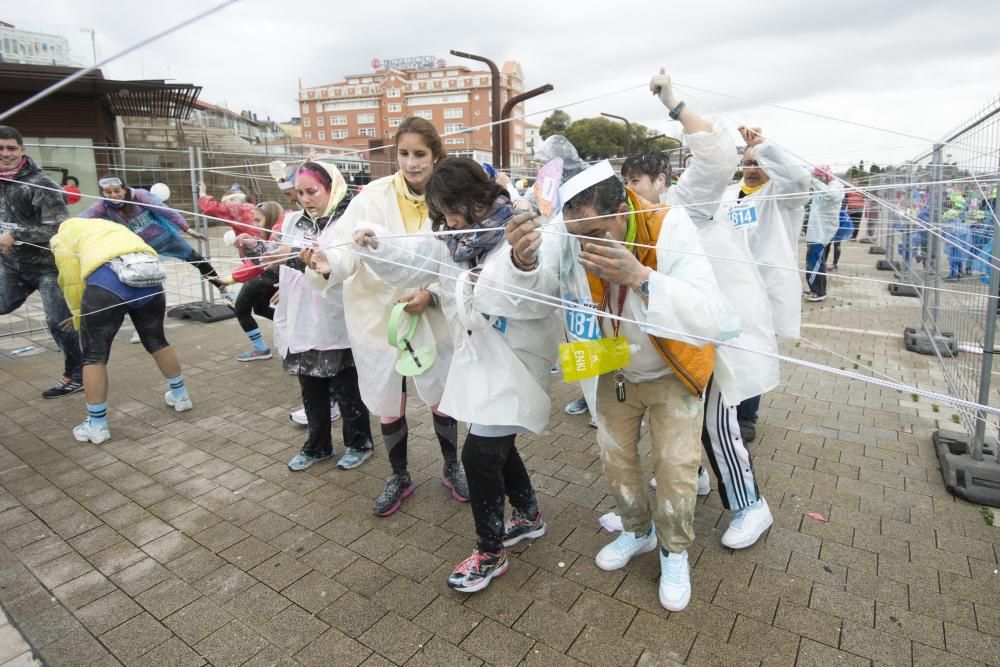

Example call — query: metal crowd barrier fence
[875,96,1000,504]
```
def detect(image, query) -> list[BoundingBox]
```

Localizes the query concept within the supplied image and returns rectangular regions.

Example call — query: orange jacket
[585,190,715,396]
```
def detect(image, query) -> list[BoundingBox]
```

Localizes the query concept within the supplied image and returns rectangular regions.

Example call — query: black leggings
[298,366,373,457]
[235,272,278,332]
[184,250,222,285]
[823,242,842,268]
[80,285,169,365]
[462,432,537,553]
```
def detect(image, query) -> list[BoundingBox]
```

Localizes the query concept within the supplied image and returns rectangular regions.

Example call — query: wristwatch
[668,100,686,121]
[638,279,650,297]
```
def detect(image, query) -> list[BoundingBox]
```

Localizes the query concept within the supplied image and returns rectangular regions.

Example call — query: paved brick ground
[0,240,998,666]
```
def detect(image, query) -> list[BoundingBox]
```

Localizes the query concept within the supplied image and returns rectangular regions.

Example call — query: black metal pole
[601,112,632,157]
[450,50,501,166]
[500,84,554,170]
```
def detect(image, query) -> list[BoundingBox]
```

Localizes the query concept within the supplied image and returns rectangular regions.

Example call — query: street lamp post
[500,84,553,170]
[450,49,502,166]
[601,112,632,157]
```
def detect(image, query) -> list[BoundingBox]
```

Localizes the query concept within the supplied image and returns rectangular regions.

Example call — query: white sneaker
[164,391,193,413]
[697,468,711,496]
[289,406,307,426]
[289,402,340,427]
[129,330,141,344]
[721,497,773,549]
[73,419,111,444]
[658,549,691,611]
[595,527,657,571]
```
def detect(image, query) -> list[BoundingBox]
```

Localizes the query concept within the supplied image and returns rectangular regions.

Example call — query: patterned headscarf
[445,195,513,264]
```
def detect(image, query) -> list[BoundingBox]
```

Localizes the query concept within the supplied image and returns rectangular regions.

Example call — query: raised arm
[652,69,739,222]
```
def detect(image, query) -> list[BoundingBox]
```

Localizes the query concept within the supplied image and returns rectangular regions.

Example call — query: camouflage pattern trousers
[594,371,703,554]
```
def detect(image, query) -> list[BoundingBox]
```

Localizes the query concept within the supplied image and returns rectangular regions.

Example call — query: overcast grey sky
[4,0,1000,169]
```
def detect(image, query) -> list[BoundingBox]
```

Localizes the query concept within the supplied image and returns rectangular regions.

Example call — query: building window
[357,113,375,124]
[389,118,402,127]
[305,131,312,139]
[443,108,463,119]
[387,103,402,113]
[406,93,469,107]
[415,110,433,120]
[386,88,401,98]
[444,123,464,134]
[303,118,311,127]
[319,130,326,140]
[332,130,348,139]
[331,115,347,125]
[316,116,324,126]
[359,128,376,138]
[323,99,378,111]
[445,138,465,146]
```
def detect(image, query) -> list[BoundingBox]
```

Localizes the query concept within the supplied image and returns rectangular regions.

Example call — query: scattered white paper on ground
[599,512,624,532]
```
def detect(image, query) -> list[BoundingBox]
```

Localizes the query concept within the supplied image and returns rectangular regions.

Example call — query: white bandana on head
[559,160,616,209]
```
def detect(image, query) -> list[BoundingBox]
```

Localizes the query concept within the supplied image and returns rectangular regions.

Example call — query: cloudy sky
[4,0,1000,169]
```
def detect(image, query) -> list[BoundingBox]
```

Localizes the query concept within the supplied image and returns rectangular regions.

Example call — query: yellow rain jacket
[50,217,157,330]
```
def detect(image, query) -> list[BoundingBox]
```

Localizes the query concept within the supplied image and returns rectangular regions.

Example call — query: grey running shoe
[288,450,332,471]
[336,444,373,470]
[565,396,588,415]
[442,461,469,501]
[502,510,546,547]
[373,472,414,516]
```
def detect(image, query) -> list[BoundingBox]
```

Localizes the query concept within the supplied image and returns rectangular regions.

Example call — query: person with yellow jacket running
[559,68,739,612]
[51,218,193,445]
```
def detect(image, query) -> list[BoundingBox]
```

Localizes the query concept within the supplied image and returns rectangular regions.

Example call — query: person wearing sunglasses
[0,125,84,399]
[80,176,232,304]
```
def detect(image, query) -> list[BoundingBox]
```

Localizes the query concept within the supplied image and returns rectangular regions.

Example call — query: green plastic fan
[387,302,437,377]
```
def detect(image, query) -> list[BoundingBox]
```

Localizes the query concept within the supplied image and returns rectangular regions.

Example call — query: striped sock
[167,374,187,400]
[246,328,268,352]
[87,402,108,428]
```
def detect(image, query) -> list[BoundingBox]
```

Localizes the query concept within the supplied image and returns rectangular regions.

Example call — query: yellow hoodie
[50,217,157,330]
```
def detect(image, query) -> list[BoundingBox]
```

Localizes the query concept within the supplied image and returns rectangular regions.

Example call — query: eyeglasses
[741,160,759,168]
[98,177,123,188]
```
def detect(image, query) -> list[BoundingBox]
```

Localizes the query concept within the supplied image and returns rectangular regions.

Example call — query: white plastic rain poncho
[305,175,452,418]
[661,126,779,405]
[556,128,743,406]
[274,164,352,357]
[806,177,846,245]
[716,141,812,340]
[354,217,562,435]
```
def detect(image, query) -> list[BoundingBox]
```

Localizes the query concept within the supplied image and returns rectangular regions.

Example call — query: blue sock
[167,374,187,399]
[246,328,268,352]
[87,402,108,428]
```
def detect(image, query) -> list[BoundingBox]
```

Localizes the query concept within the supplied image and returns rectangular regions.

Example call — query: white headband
[559,160,615,205]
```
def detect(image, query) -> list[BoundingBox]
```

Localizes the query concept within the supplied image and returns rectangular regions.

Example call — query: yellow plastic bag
[559,336,630,382]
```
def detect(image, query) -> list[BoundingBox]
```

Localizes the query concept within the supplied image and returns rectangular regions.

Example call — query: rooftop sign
[372,56,445,71]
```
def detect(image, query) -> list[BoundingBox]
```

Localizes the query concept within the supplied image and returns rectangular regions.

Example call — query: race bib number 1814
[728,204,759,229]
